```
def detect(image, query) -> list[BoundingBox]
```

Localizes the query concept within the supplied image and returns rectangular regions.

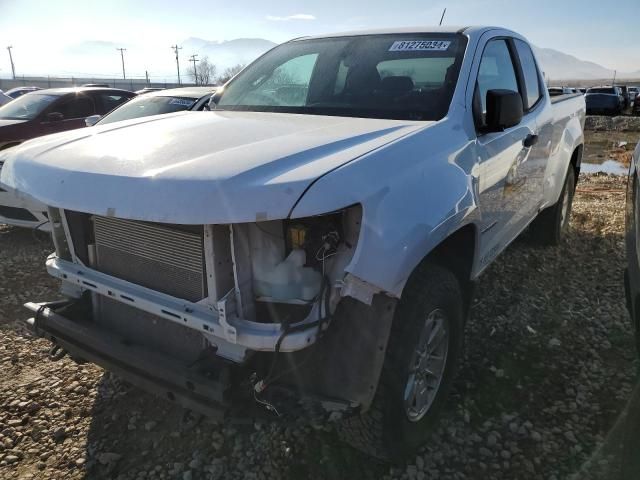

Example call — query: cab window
[514,39,542,110]
[473,39,520,128]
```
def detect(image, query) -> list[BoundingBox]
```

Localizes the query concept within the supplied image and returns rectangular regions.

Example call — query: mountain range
[184,36,639,81]
[532,46,640,81]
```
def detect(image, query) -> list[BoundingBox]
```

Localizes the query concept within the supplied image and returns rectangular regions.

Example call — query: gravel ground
[0,173,637,480]
[585,115,640,132]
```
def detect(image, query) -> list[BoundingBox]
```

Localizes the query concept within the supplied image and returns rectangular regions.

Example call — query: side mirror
[85,115,101,127]
[485,89,523,132]
[46,112,64,122]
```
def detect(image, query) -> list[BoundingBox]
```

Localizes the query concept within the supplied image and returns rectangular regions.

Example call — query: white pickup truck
[0,26,585,459]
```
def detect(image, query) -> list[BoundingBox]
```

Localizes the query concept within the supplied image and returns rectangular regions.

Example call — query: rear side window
[94,92,133,115]
[474,39,519,126]
[514,40,542,110]
[54,95,95,119]
[588,88,616,94]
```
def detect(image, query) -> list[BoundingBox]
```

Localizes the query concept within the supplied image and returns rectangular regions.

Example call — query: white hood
[0,110,426,223]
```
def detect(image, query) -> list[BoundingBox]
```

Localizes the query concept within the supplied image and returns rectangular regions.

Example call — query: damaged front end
[25,205,397,421]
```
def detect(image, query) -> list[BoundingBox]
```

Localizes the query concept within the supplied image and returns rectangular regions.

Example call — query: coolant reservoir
[253,248,322,302]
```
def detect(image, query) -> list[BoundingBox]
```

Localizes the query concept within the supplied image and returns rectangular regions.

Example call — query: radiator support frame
[45,254,322,363]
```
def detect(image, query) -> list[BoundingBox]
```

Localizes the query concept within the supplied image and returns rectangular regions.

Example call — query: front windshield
[216,33,467,121]
[0,93,59,120]
[97,95,197,125]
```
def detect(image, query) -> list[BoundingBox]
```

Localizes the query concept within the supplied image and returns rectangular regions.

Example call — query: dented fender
[291,118,478,298]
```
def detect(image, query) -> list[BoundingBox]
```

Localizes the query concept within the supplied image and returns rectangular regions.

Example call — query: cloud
[266,14,316,21]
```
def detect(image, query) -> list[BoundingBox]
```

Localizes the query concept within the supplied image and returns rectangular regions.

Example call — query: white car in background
[0,175,50,230]
[0,149,49,231]
[0,86,217,231]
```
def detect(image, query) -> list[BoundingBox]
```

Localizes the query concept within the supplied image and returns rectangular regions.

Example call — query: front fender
[543,112,585,208]
[290,120,478,298]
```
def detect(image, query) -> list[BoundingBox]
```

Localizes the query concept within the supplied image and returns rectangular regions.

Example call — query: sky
[0,0,637,81]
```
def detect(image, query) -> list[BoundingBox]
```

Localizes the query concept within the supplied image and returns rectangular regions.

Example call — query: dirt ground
[0,173,637,480]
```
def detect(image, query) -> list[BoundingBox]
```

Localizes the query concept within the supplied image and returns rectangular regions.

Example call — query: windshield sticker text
[169,98,196,107]
[388,40,451,52]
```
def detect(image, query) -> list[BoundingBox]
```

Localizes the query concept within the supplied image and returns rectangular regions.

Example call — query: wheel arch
[570,143,583,185]
[407,223,478,316]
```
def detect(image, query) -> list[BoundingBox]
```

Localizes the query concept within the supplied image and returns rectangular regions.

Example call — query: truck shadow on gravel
[82,373,386,480]
[79,220,639,480]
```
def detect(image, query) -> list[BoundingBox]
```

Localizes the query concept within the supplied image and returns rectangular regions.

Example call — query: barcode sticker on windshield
[169,98,195,107]
[389,40,451,52]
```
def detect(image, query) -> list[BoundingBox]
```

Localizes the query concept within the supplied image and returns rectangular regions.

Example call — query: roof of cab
[291,25,505,41]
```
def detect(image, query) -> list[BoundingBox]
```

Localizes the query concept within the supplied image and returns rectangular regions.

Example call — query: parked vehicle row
[548,85,639,116]
[86,86,215,126]
[0,86,215,229]
[0,26,585,460]
[548,86,580,96]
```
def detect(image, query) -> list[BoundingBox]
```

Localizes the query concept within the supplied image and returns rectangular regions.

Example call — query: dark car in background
[5,86,42,99]
[0,87,135,151]
[87,86,215,126]
[585,86,624,115]
[620,85,631,108]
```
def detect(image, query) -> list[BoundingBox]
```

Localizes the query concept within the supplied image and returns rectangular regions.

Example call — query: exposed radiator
[93,216,206,302]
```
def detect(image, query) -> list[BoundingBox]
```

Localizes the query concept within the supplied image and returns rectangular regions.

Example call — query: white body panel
[0,172,49,230]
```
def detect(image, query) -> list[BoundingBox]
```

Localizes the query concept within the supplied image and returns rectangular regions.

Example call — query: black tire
[337,263,464,461]
[529,166,576,246]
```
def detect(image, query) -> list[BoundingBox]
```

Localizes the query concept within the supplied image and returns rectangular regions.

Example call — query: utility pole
[116,48,126,79]
[439,8,447,26]
[145,70,149,84]
[171,44,182,85]
[6,46,15,79]
[189,54,199,85]
[612,69,617,85]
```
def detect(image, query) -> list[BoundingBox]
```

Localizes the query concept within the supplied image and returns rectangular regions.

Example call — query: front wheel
[337,264,464,460]
[529,166,576,246]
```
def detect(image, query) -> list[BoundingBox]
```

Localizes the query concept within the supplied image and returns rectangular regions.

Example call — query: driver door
[473,38,539,267]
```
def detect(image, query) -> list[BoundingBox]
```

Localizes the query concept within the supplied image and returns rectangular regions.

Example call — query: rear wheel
[337,264,464,460]
[530,166,576,246]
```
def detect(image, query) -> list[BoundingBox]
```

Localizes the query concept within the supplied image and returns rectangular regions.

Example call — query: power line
[116,48,126,79]
[6,46,15,79]
[171,44,182,85]
[189,54,199,85]
[439,8,447,26]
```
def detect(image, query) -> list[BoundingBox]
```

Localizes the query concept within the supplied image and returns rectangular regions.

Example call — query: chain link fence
[0,75,195,92]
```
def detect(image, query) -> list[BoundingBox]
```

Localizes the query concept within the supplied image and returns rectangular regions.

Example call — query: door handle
[523,134,539,148]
